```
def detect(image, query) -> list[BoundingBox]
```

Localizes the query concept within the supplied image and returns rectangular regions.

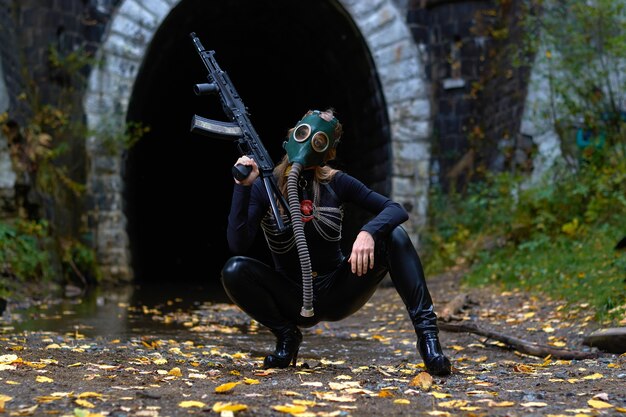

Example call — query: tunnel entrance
[124,0,391,286]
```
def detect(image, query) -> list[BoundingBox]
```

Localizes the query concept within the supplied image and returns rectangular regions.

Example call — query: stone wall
[0,0,20,214]
[407,0,532,192]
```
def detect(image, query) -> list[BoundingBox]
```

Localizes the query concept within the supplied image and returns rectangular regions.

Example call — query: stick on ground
[439,321,598,360]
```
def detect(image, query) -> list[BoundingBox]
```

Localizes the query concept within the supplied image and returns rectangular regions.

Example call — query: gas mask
[283,110,340,169]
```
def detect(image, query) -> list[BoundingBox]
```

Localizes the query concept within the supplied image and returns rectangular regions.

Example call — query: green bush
[0,220,53,297]
[423,153,626,323]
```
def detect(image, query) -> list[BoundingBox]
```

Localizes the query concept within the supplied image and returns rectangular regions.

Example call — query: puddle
[1,282,233,339]
[0,281,392,363]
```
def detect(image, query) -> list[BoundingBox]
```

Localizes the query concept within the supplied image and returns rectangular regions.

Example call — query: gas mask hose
[287,162,314,317]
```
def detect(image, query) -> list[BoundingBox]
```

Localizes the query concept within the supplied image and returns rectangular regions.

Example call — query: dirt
[0,272,624,417]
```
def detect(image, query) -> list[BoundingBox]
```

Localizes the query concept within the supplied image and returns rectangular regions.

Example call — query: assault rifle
[189,32,289,231]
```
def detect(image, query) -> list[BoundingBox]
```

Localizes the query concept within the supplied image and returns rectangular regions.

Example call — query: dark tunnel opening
[124,0,391,288]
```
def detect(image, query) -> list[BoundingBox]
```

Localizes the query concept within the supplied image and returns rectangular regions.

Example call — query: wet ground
[0,272,624,416]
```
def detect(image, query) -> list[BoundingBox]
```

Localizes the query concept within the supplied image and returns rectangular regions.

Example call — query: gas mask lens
[294,124,311,142]
[311,132,329,152]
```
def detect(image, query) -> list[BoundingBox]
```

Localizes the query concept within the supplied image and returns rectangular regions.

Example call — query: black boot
[381,228,451,376]
[263,326,302,369]
[418,331,451,376]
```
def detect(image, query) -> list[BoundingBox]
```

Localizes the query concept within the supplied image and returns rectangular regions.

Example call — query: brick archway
[84,0,431,282]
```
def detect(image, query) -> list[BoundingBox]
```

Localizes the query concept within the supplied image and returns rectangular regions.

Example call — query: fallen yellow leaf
[179,400,206,408]
[23,361,47,369]
[36,376,54,383]
[34,396,63,404]
[588,399,613,409]
[438,400,468,408]
[254,369,276,377]
[243,378,260,385]
[394,399,410,404]
[312,391,356,402]
[273,404,307,414]
[292,400,316,406]
[328,381,361,390]
[168,367,182,377]
[212,402,248,412]
[487,400,515,407]
[215,381,241,393]
[583,373,603,380]
[431,392,452,399]
[409,372,433,391]
[77,392,103,399]
[74,399,95,408]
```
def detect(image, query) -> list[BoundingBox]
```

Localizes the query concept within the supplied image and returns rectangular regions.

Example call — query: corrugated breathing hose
[287,162,314,317]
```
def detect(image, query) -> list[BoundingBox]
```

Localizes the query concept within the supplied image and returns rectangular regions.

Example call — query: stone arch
[84,0,431,283]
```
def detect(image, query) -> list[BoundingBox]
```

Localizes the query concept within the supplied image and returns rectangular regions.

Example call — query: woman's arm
[226,157,268,254]
[332,172,409,241]
[332,172,409,276]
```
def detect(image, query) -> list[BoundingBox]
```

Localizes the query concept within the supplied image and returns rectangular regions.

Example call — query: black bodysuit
[221,170,438,333]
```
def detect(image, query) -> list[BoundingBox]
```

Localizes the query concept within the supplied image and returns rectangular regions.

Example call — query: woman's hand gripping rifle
[189,32,289,232]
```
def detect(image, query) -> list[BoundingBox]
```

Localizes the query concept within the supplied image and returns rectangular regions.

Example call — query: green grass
[464,217,626,323]
[422,153,626,324]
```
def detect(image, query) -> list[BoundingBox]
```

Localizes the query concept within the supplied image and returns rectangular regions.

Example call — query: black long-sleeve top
[227,170,409,278]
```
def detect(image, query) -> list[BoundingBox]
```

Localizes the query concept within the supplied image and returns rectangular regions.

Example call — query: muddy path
[0,272,624,416]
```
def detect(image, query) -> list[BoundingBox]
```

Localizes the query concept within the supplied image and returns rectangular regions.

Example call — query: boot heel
[290,347,300,367]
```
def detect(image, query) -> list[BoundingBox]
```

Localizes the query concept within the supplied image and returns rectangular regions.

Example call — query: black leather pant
[221,226,439,335]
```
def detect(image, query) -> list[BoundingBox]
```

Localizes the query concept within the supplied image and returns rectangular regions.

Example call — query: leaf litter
[0,272,624,416]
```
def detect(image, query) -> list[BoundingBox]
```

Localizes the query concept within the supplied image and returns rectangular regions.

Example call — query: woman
[221,109,451,376]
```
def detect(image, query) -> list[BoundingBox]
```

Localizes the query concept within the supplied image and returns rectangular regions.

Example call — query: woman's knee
[221,256,249,287]
[389,226,415,253]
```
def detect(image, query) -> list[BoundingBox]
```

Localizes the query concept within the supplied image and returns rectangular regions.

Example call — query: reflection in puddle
[1,282,235,339]
[0,284,401,366]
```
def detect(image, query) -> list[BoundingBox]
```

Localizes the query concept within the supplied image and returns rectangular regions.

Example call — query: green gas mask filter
[283,110,340,168]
